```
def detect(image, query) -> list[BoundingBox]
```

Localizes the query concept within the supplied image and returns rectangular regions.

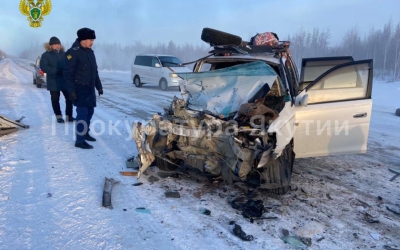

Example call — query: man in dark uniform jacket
[40,36,74,123]
[64,28,103,149]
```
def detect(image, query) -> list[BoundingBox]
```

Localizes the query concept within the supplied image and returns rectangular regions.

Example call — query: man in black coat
[64,28,103,149]
[40,36,74,123]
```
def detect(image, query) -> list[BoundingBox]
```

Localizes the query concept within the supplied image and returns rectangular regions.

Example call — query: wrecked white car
[133,29,373,194]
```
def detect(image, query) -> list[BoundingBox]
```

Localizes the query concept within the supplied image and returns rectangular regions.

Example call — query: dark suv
[30,56,47,88]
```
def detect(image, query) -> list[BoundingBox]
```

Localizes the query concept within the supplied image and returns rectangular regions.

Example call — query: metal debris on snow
[229,221,254,241]
[165,191,181,198]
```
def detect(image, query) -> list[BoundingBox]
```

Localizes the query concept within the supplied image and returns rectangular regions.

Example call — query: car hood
[178,61,279,118]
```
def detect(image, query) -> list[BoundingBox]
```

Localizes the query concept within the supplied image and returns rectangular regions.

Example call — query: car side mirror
[295,93,308,107]
[30,63,35,67]
[155,63,161,68]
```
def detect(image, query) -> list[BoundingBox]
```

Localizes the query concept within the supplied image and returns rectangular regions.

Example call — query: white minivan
[131,54,191,91]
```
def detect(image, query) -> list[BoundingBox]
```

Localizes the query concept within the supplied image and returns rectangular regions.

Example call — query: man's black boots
[66,116,76,122]
[56,116,65,123]
[75,141,93,149]
[84,133,96,141]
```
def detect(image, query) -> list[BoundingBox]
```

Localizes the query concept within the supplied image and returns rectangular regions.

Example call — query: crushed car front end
[133,58,296,194]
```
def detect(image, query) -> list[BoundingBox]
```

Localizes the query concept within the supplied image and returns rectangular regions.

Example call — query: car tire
[396,108,400,117]
[134,76,142,87]
[36,82,41,88]
[201,27,242,46]
[159,79,168,91]
[260,141,295,195]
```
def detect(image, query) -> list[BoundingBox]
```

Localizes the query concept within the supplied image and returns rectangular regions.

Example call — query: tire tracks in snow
[0,60,18,82]
[0,59,127,248]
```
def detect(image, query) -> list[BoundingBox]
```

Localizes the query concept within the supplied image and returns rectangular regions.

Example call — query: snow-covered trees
[288,19,400,81]
[17,19,400,80]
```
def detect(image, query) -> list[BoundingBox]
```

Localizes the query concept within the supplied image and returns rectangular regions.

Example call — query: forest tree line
[18,40,209,72]
[288,19,400,80]
[16,19,400,80]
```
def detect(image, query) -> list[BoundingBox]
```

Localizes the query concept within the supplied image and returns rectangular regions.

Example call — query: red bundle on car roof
[250,32,279,46]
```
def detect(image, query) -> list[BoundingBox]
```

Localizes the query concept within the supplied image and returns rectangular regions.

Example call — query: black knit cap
[77,28,96,41]
[49,36,61,45]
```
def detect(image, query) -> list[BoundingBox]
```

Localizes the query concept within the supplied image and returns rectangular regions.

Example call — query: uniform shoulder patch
[67,54,72,60]
[72,47,80,51]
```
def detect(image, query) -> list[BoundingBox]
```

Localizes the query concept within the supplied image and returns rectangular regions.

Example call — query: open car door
[299,56,354,91]
[294,59,373,158]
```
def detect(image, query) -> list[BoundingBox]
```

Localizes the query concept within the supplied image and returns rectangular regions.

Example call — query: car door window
[306,60,372,104]
[300,57,354,91]
[151,57,159,67]
[140,56,152,67]
[134,56,144,66]
[301,57,354,82]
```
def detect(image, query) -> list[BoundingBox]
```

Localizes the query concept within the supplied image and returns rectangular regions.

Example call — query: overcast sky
[1,0,399,55]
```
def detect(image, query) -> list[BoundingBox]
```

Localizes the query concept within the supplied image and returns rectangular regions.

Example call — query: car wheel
[201,27,242,46]
[134,76,142,87]
[159,79,168,91]
[36,80,41,88]
[259,141,295,195]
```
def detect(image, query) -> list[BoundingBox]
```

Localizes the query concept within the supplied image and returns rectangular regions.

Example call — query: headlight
[170,73,178,78]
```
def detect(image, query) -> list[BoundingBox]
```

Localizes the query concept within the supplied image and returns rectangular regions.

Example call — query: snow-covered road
[0,58,399,250]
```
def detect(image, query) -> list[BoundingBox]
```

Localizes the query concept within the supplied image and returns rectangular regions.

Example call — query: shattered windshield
[159,56,183,67]
[178,61,284,117]
[182,60,278,79]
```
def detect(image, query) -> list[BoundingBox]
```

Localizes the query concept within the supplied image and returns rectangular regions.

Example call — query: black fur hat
[77,28,96,41]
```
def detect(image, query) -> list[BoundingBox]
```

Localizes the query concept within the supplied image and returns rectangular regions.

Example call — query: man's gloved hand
[98,89,103,96]
[69,92,77,101]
